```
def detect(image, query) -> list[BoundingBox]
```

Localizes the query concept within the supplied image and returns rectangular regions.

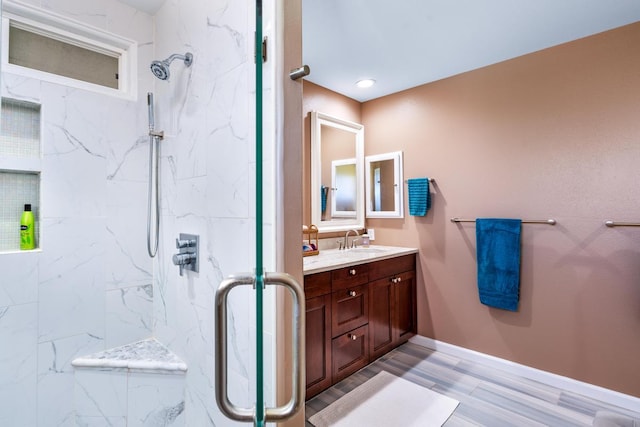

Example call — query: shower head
[150,52,193,81]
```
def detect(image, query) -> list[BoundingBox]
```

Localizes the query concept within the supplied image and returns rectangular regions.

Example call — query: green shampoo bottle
[20,204,35,250]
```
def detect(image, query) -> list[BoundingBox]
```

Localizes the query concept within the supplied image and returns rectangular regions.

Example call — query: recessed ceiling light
[356,79,375,88]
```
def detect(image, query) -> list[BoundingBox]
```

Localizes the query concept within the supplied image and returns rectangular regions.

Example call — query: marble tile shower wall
[0,1,156,425]
[1,0,274,424]
[152,0,277,425]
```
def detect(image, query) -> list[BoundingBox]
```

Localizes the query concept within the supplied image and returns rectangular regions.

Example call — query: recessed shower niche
[0,97,41,252]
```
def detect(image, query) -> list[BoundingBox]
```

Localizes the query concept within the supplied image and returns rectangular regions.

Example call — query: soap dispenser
[20,204,35,250]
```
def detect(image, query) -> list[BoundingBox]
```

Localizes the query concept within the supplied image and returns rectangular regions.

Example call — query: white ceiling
[303,0,640,102]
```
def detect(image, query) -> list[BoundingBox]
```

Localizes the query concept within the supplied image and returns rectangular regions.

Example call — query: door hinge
[255,34,267,63]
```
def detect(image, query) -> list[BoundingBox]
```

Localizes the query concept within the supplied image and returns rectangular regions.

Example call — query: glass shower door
[214,0,304,425]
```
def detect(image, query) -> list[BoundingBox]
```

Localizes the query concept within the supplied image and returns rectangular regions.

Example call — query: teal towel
[321,186,328,213]
[407,177,430,216]
[476,218,522,311]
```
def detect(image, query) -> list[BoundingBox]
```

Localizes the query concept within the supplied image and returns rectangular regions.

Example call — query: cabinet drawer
[331,284,369,337]
[368,254,415,282]
[332,325,369,383]
[331,264,369,291]
[304,271,331,299]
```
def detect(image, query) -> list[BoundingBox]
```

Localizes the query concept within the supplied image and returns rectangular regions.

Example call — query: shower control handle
[173,253,196,276]
[172,233,199,277]
[176,238,196,249]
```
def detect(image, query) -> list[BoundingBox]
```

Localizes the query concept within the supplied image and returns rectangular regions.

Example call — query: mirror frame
[365,151,404,218]
[311,111,364,232]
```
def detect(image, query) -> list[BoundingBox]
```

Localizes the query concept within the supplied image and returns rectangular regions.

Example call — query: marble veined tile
[0,304,37,427]
[38,218,106,342]
[37,333,104,427]
[105,284,153,349]
[128,372,185,426]
[74,369,128,419]
[0,251,39,306]
[72,338,187,372]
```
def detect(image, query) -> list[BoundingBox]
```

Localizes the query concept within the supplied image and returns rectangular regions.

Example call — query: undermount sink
[349,247,388,254]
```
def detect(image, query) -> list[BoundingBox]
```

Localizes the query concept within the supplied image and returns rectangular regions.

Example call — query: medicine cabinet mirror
[365,151,404,218]
[311,111,364,232]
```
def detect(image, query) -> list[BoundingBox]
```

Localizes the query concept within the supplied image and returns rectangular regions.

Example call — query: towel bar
[405,178,435,183]
[604,220,640,227]
[450,218,556,225]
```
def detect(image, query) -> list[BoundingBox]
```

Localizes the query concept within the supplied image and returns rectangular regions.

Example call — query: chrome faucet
[344,229,360,249]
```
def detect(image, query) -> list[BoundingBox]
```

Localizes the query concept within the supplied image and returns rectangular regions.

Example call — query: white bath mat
[308,371,459,427]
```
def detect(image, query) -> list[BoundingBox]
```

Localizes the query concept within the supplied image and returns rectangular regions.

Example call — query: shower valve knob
[176,238,195,249]
[172,253,195,265]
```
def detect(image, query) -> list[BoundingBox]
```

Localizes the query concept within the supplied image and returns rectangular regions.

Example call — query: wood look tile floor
[305,342,640,426]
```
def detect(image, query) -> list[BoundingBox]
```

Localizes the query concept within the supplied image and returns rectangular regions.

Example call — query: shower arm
[164,53,193,67]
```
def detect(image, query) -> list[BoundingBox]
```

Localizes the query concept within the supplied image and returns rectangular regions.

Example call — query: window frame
[1,0,138,100]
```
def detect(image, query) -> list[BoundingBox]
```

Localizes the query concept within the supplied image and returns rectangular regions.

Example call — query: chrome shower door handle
[214,272,305,423]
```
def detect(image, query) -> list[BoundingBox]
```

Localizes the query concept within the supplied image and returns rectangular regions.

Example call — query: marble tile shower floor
[305,342,640,426]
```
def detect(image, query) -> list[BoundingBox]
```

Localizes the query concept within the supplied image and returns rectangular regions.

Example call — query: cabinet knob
[348,290,357,297]
[349,269,356,276]
[348,334,358,341]
[397,277,402,282]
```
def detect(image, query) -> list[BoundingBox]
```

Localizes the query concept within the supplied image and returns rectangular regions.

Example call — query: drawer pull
[348,290,357,297]
[349,269,357,276]
[348,334,358,341]
[390,277,402,284]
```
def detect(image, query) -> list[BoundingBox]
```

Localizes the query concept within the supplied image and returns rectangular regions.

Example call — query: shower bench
[72,338,187,426]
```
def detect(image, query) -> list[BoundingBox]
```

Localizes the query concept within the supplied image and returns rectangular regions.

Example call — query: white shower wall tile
[128,372,186,426]
[203,0,250,78]
[0,251,39,306]
[106,181,152,289]
[76,415,127,427]
[38,217,106,342]
[74,369,128,418]
[1,73,42,103]
[37,333,105,425]
[205,126,250,219]
[105,285,153,349]
[0,303,38,427]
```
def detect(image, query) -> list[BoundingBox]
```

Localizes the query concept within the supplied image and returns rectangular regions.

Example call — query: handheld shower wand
[146,93,162,258]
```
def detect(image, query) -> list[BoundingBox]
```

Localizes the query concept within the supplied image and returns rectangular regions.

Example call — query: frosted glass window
[0,98,41,158]
[9,25,119,89]
[0,172,40,251]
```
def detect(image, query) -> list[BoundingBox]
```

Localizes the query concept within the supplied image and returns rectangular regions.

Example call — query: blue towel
[407,177,430,216]
[476,218,522,311]
[321,186,328,213]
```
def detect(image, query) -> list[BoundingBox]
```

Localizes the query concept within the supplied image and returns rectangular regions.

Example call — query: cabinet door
[332,324,369,383]
[368,277,394,361]
[305,294,332,398]
[394,270,416,345]
[331,284,368,337]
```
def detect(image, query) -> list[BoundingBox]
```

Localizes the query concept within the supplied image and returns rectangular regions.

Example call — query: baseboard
[409,335,640,413]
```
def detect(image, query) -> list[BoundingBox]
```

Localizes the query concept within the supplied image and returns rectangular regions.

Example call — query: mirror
[311,111,364,232]
[365,151,404,218]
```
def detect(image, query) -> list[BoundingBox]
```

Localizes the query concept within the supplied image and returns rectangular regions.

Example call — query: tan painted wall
[362,23,640,397]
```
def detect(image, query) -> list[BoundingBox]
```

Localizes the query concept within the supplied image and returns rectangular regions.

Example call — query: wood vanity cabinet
[304,253,417,399]
[304,271,332,398]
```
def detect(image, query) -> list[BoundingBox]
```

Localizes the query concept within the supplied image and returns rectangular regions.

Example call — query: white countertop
[303,245,418,275]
